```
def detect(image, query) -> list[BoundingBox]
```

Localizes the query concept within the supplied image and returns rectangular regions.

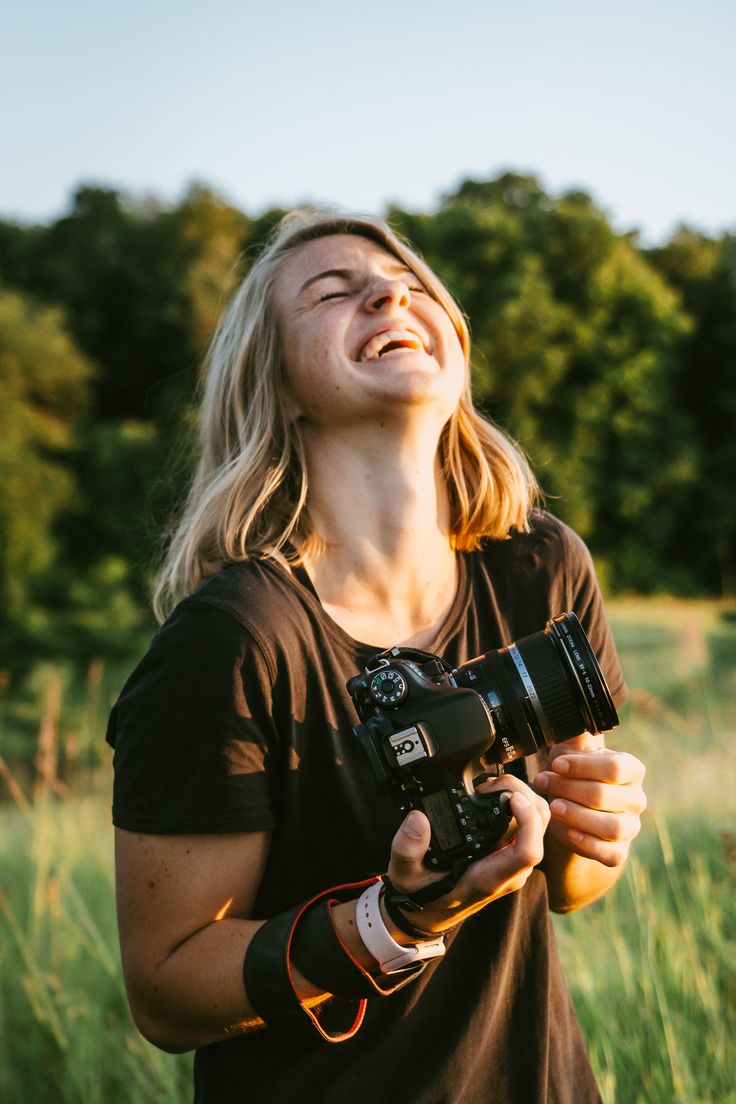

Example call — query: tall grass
[0,661,192,1103]
[0,600,734,1103]
[554,600,736,1104]
[0,790,192,1103]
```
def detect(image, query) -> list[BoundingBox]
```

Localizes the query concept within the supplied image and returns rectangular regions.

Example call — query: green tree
[0,173,728,632]
[174,184,251,347]
[0,289,92,620]
[648,229,736,594]
[0,185,255,622]
[391,175,695,590]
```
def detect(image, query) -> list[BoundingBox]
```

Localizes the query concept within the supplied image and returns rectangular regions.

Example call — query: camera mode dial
[370,668,408,707]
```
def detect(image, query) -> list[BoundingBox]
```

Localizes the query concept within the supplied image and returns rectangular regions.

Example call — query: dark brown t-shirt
[107,511,626,1104]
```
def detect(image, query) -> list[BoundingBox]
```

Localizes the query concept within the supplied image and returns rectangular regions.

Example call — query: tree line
[0,172,733,670]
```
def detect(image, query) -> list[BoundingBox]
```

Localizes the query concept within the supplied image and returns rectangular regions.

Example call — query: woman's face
[273,234,466,429]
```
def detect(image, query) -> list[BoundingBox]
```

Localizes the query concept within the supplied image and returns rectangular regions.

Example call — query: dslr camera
[347,613,619,880]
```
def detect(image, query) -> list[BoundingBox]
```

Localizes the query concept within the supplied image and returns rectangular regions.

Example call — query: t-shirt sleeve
[560,524,628,710]
[106,599,278,834]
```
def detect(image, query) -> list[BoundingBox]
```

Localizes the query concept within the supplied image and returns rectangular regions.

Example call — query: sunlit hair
[153,208,539,621]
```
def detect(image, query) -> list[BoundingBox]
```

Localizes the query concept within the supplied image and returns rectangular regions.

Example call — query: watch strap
[355,880,445,974]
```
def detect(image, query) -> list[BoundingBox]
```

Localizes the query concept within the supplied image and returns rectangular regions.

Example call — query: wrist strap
[243,878,431,1044]
[244,879,375,1043]
[290,899,375,999]
[356,880,445,974]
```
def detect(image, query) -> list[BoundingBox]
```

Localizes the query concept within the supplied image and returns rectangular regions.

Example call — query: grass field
[0,600,734,1103]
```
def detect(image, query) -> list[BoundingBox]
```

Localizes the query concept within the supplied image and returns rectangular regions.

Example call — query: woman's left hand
[533,734,647,868]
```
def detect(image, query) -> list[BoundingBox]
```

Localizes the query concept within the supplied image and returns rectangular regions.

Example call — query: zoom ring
[513,636,584,742]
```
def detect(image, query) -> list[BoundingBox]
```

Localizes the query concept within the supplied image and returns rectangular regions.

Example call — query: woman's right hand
[385,775,551,935]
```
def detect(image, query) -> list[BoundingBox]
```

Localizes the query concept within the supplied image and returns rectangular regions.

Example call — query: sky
[2,0,734,244]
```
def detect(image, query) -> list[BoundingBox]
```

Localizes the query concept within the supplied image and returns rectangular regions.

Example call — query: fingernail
[550,799,567,817]
[404,811,424,838]
[554,758,570,774]
[569,829,584,844]
[534,773,548,793]
[513,794,530,809]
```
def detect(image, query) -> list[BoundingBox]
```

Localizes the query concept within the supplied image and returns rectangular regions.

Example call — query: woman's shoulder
[113,558,311,720]
[189,555,295,614]
[174,556,312,654]
[480,509,591,573]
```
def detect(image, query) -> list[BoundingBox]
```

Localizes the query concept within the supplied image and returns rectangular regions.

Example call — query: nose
[366,275,411,313]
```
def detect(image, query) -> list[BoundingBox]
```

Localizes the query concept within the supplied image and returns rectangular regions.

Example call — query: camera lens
[452,613,619,762]
[545,613,619,735]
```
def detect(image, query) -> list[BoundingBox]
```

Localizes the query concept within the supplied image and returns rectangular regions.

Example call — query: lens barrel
[546,613,619,734]
[508,613,617,744]
[454,612,619,761]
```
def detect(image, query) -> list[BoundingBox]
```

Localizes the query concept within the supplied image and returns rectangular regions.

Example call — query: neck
[298,419,458,647]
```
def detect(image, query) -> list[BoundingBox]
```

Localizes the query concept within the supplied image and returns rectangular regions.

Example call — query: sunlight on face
[274,234,466,428]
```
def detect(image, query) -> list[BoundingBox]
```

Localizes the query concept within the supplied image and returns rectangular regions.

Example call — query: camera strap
[365,645,453,675]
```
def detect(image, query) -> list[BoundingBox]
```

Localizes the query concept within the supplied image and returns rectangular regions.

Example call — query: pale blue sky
[2,0,734,243]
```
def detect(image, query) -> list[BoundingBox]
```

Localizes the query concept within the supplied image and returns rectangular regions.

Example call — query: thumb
[389,810,431,884]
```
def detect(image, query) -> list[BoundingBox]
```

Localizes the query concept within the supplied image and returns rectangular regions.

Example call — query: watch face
[370,668,408,706]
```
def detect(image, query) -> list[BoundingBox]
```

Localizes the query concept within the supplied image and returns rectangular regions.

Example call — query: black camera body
[347,613,619,879]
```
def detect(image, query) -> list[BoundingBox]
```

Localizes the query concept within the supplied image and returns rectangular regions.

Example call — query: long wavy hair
[153,208,539,621]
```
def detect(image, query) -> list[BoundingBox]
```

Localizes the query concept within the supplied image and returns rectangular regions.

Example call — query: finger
[551,826,631,869]
[429,795,549,917]
[546,750,646,785]
[549,798,642,844]
[470,793,547,884]
[387,810,431,889]
[535,774,647,815]
[474,774,527,795]
[475,774,551,823]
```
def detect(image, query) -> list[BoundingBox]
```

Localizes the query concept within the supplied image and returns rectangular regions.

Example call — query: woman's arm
[115,827,275,1051]
[117,827,411,1051]
[115,776,553,1052]
[533,734,647,913]
[115,828,380,1051]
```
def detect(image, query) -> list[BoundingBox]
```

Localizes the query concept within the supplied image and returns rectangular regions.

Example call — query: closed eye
[319,284,426,301]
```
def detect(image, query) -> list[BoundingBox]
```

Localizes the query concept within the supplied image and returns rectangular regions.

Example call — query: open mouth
[358,329,429,363]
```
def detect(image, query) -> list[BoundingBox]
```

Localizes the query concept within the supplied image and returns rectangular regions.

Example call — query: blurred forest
[1,171,735,679]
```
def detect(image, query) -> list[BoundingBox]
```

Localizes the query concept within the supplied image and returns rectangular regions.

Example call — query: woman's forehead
[276,233,410,301]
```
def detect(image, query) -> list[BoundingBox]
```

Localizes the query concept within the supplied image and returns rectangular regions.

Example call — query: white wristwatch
[356,880,446,974]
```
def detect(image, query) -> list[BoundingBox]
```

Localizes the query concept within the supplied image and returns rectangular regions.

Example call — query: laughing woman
[107,209,646,1104]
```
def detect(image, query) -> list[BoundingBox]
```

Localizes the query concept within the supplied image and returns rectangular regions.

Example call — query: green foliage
[0,794,192,1103]
[556,828,735,1104]
[554,599,736,1104]
[55,418,189,607]
[648,230,736,593]
[175,184,252,346]
[391,174,698,592]
[0,172,735,672]
[0,289,93,620]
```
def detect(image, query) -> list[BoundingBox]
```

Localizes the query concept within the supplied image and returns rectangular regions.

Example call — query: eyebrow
[298,263,414,296]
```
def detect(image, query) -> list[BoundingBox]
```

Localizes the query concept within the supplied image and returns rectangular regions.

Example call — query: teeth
[359,329,427,362]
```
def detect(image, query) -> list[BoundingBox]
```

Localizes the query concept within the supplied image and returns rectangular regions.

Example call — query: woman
[108,209,646,1103]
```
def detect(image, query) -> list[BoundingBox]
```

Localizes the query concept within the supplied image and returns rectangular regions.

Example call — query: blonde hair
[153,208,539,621]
